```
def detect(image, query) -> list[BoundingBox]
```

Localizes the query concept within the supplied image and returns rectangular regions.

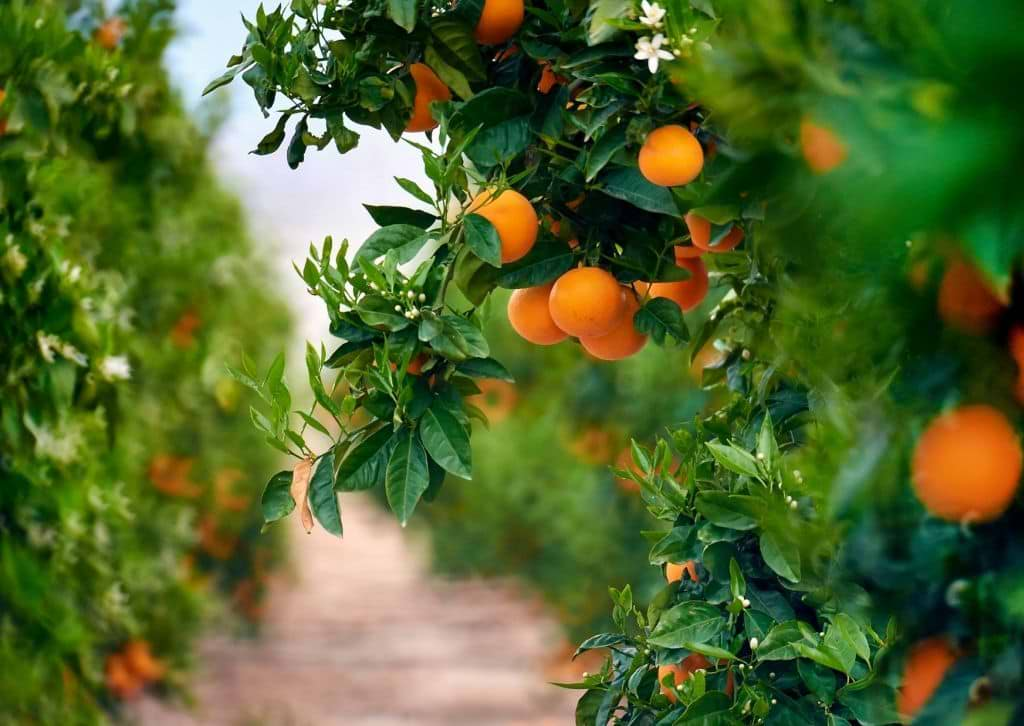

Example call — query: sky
[166,0,430,346]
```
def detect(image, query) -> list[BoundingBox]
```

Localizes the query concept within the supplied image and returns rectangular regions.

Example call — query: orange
[659,654,712,702]
[898,638,958,719]
[199,516,239,560]
[800,119,847,174]
[537,62,565,94]
[674,244,704,261]
[635,257,708,312]
[169,309,201,348]
[472,379,519,423]
[911,404,1022,522]
[468,189,538,263]
[95,17,127,51]
[148,455,202,498]
[215,468,250,512]
[405,63,451,133]
[105,654,142,699]
[937,259,1004,334]
[549,267,625,338]
[547,217,579,249]
[639,125,704,187]
[474,0,524,45]
[665,561,699,583]
[123,641,165,682]
[685,213,745,253]
[689,340,727,382]
[579,290,647,361]
[508,283,568,345]
[569,426,617,465]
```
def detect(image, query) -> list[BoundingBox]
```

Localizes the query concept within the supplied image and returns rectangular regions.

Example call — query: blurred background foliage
[0,1,289,722]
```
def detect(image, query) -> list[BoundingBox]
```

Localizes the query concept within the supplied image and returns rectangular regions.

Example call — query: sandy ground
[130,496,581,726]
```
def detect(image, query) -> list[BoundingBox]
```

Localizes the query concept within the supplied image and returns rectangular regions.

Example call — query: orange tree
[211,0,1024,723]
[1,1,288,720]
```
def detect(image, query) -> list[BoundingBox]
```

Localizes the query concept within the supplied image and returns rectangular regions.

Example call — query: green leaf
[424,44,473,100]
[455,357,514,382]
[634,297,689,345]
[705,442,762,478]
[599,167,679,215]
[355,225,430,264]
[419,399,472,479]
[252,113,290,155]
[757,621,814,662]
[309,452,343,536]
[465,117,532,168]
[336,427,397,491]
[428,314,490,361]
[429,17,486,83]
[586,126,627,182]
[364,204,437,229]
[261,470,295,524]
[676,691,733,722]
[831,613,870,665]
[757,412,780,474]
[798,659,837,706]
[356,295,412,331]
[463,214,502,267]
[395,177,435,206]
[836,682,900,726]
[587,0,632,44]
[694,492,759,530]
[573,633,626,657]
[760,531,802,582]
[387,0,417,31]
[497,238,575,288]
[648,601,726,648]
[386,428,431,525]
[687,204,738,224]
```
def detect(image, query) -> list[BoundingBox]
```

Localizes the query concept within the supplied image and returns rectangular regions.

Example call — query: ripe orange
[659,654,712,702]
[405,63,451,133]
[937,259,1004,334]
[674,243,704,261]
[148,455,202,498]
[468,189,539,263]
[898,638,958,718]
[95,17,127,51]
[215,468,250,512]
[472,378,519,423]
[639,125,704,187]
[549,267,625,338]
[199,516,239,560]
[508,283,568,345]
[685,213,745,253]
[105,654,142,699]
[635,257,708,312]
[569,426,617,465]
[474,0,524,45]
[800,119,847,174]
[911,404,1022,522]
[689,340,727,382]
[123,641,165,682]
[579,290,647,361]
[169,308,201,348]
[665,560,699,583]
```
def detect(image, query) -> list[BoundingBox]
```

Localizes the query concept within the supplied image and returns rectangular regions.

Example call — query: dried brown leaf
[290,458,314,533]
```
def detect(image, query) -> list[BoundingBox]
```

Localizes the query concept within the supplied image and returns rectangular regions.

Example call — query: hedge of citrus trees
[211,0,1024,723]
[1,2,289,722]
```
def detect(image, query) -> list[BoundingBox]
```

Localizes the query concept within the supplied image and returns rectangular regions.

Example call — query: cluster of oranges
[105,640,164,700]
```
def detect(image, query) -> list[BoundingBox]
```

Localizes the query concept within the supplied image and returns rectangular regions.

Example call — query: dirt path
[132,495,579,725]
